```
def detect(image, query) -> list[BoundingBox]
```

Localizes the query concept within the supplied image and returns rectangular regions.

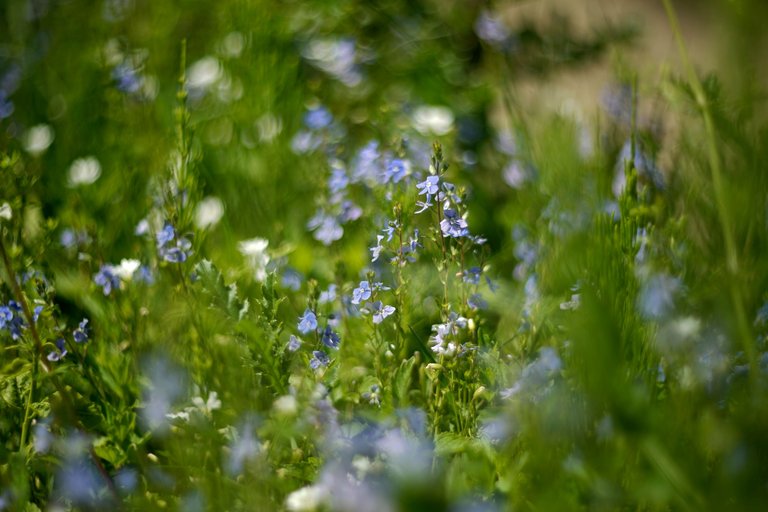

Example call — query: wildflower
[47,338,68,362]
[285,484,327,511]
[94,265,120,295]
[383,158,408,184]
[467,293,488,310]
[338,200,362,223]
[318,284,337,304]
[368,301,396,324]
[281,268,303,291]
[194,196,224,229]
[440,208,469,238]
[73,319,89,343]
[351,281,372,305]
[113,258,141,281]
[351,141,381,183]
[415,199,432,214]
[639,273,680,320]
[369,236,384,263]
[463,266,482,285]
[287,335,302,352]
[328,163,349,194]
[238,237,270,281]
[320,326,340,349]
[298,309,318,335]
[33,305,43,322]
[362,385,381,407]
[307,210,343,245]
[68,157,101,187]
[304,106,333,130]
[416,175,440,200]
[0,302,24,339]
[0,305,12,329]
[310,350,330,370]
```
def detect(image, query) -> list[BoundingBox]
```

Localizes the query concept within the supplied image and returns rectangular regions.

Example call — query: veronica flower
[298,309,318,335]
[73,319,90,343]
[383,158,408,184]
[287,335,302,352]
[320,326,341,349]
[467,293,488,310]
[318,284,337,304]
[463,266,482,285]
[94,265,120,295]
[416,175,440,201]
[440,208,469,238]
[47,338,68,362]
[368,301,396,324]
[304,106,333,130]
[370,236,384,263]
[351,281,372,305]
[310,350,330,370]
[415,199,432,214]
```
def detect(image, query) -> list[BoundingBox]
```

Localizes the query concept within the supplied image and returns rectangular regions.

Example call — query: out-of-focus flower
[23,124,54,156]
[194,196,224,228]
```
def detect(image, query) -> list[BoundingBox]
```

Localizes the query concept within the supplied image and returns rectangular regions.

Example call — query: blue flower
[318,284,337,304]
[298,309,318,335]
[156,224,176,248]
[368,301,396,324]
[416,175,440,199]
[463,266,482,285]
[320,326,340,349]
[73,318,89,343]
[281,268,303,291]
[94,265,120,296]
[370,236,384,263]
[384,158,408,184]
[328,164,349,194]
[33,305,43,323]
[440,208,469,238]
[304,106,333,130]
[157,225,192,263]
[310,350,330,369]
[1,301,25,340]
[307,210,343,245]
[467,293,488,310]
[0,305,12,329]
[287,335,302,352]
[47,338,68,362]
[112,63,142,94]
[351,281,372,305]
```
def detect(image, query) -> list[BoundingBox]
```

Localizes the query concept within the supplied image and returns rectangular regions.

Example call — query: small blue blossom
[298,309,318,335]
[351,141,381,183]
[73,319,90,343]
[370,236,384,263]
[287,335,302,352]
[440,208,469,238]
[416,175,440,200]
[156,224,176,248]
[368,301,396,324]
[320,326,341,349]
[384,158,408,184]
[463,266,482,285]
[0,306,12,330]
[281,268,303,291]
[467,293,488,310]
[338,200,362,223]
[307,210,344,245]
[304,106,333,130]
[33,305,43,323]
[328,163,349,194]
[310,350,330,370]
[47,338,68,362]
[351,281,372,305]
[136,266,155,284]
[94,265,120,296]
[112,63,142,94]
[318,284,337,304]
[1,301,25,340]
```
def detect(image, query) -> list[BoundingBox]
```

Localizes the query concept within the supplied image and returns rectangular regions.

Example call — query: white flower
[0,202,11,221]
[23,124,54,156]
[273,395,298,417]
[285,485,327,512]
[113,259,141,281]
[238,237,270,281]
[68,156,101,186]
[187,56,222,91]
[412,106,454,136]
[194,196,224,229]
